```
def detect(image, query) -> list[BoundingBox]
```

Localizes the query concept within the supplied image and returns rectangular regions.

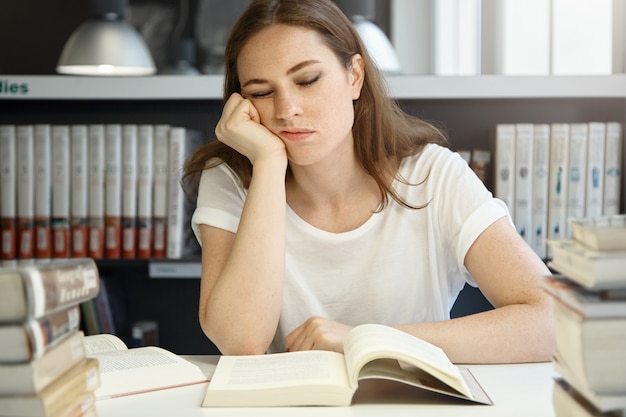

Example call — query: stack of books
[0,258,102,417]
[541,214,626,417]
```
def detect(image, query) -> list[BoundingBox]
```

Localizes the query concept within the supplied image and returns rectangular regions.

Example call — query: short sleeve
[191,163,247,245]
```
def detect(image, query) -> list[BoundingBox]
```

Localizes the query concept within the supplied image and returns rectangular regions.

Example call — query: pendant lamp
[57,0,156,76]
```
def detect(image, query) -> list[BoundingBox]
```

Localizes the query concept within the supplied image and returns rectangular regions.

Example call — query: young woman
[183,0,555,363]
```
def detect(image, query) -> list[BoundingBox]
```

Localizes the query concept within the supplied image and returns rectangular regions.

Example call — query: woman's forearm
[202,158,287,355]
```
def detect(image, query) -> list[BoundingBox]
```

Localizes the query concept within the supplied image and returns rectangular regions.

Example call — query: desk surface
[96,356,556,417]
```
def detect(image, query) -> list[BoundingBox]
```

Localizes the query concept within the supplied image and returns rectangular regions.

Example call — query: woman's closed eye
[243,74,321,99]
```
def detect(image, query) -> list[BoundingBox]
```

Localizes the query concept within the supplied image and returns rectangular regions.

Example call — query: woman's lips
[279,130,314,142]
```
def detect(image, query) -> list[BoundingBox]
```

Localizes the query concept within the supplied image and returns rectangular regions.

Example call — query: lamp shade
[351,16,401,74]
[57,5,156,76]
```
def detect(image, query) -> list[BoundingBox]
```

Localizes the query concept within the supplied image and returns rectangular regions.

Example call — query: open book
[84,334,208,399]
[202,324,493,407]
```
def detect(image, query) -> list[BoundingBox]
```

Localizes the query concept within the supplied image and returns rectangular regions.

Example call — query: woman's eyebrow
[241,60,321,88]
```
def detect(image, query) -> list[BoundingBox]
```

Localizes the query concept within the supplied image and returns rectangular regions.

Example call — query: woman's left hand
[285,316,353,353]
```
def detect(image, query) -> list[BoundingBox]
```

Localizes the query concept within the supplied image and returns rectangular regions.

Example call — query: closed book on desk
[553,378,625,417]
[0,357,99,417]
[203,324,492,407]
[554,356,626,413]
[0,258,99,322]
[569,215,626,251]
[0,304,80,363]
[0,330,86,395]
[548,239,626,290]
[551,296,626,395]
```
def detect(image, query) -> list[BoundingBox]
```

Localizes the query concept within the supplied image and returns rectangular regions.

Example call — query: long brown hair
[183,0,448,209]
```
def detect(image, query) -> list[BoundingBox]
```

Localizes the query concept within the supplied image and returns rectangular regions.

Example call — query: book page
[209,350,350,389]
[84,333,128,354]
[343,324,471,398]
[91,346,207,399]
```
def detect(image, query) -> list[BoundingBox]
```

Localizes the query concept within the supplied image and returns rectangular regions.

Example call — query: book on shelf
[0,257,100,322]
[137,124,154,259]
[586,122,606,219]
[93,276,116,335]
[131,320,159,347]
[202,324,493,407]
[514,123,534,245]
[16,125,35,263]
[167,127,203,259]
[469,149,491,185]
[104,124,123,259]
[547,123,571,257]
[494,123,516,219]
[553,378,625,417]
[87,124,106,260]
[0,330,86,395]
[50,125,71,259]
[33,124,52,261]
[83,333,208,399]
[548,239,626,290]
[121,124,138,260]
[0,125,17,266]
[567,123,589,238]
[152,124,170,259]
[70,125,89,258]
[603,122,623,217]
[79,298,101,336]
[0,357,99,417]
[531,123,550,259]
[569,215,626,251]
[0,304,80,363]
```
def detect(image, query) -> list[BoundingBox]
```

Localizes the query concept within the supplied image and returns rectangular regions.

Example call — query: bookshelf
[1,74,625,353]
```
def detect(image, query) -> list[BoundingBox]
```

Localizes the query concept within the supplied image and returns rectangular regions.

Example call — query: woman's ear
[349,54,365,100]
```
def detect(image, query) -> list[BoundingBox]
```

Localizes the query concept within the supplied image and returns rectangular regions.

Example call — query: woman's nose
[274,91,302,121]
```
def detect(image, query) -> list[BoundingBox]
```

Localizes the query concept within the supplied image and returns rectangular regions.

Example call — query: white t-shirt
[191,144,510,352]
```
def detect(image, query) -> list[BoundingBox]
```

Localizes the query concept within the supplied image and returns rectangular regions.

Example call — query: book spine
[21,304,81,361]
[0,330,86,395]
[152,124,170,258]
[22,258,100,319]
[603,122,622,216]
[0,125,17,266]
[585,122,606,219]
[16,125,35,264]
[51,126,71,259]
[122,125,138,259]
[494,124,516,218]
[0,358,99,417]
[43,359,100,417]
[531,124,550,259]
[167,127,203,259]
[34,124,52,261]
[514,123,534,245]
[137,125,154,259]
[167,127,185,259]
[566,123,589,237]
[87,125,105,259]
[105,124,122,259]
[70,125,89,258]
[547,123,570,257]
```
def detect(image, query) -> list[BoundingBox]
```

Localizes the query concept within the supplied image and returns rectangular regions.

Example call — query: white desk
[96,356,556,417]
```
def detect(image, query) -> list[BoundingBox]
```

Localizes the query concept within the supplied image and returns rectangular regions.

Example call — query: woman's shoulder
[399,143,464,176]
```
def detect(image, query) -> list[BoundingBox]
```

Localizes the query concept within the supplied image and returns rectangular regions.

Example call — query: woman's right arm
[198,94,288,355]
